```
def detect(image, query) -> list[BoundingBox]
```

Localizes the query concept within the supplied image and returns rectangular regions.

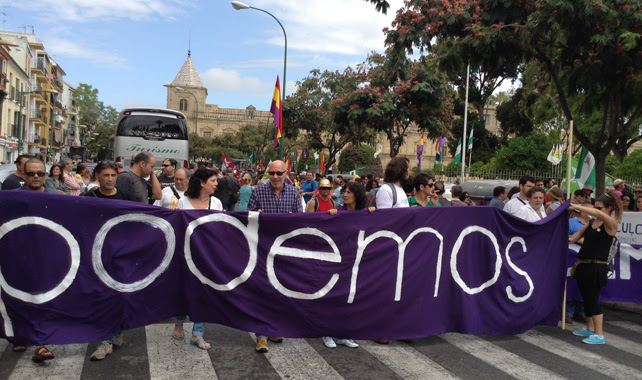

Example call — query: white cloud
[239,0,404,56]
[43,37,127,68]
[116,98,165,110]
[201,67,265,92]
[7,0,191,22]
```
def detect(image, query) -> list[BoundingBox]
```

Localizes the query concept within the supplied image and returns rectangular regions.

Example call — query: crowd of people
[1,152,634,361]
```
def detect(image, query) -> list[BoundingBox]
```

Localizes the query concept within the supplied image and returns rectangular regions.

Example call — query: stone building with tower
[165,53,273,139]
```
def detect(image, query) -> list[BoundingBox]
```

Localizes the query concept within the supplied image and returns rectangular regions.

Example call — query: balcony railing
[30,110,43,119]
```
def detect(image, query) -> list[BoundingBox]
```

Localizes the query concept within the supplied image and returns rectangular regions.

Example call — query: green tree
[495,88,534,140]
[493,133,557,172]
[614,150,642,179]
[447,112,500,165]
[337,144,379,173]
[377,0,642,195]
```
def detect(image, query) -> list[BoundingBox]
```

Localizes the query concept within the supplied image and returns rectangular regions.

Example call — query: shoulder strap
[387,183,397,206]
[330,198,335,207]
[314,197,319,211]
[170,185,180,199]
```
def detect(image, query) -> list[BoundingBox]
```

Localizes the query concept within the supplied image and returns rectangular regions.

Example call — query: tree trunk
[593,148,610,198]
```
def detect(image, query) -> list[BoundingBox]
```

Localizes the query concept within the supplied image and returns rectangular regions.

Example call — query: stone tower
[165,51,207,135]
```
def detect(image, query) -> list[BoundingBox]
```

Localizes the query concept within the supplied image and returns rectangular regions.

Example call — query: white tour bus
[114,108,189,168]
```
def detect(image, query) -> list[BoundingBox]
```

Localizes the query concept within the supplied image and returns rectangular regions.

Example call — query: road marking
[440,333,567,380]
[249,334,343,380]
[146,323,218,380]
[608,320,642,335]
[567,323,642,356]
[359,340,459,380]
[518,330,642,379]
[8,343,86,380]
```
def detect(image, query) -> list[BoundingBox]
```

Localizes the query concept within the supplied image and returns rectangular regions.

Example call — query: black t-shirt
[83,187,129,200]
[2,173,25,190]
[157,173,175,188]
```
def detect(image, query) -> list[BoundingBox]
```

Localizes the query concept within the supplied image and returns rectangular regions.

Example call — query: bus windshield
[117,114,188,140]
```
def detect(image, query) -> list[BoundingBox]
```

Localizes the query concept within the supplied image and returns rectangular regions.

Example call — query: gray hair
[60,158,72,167]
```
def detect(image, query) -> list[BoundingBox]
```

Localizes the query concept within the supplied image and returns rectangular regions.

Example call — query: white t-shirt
[504,196,528,215]
[375,183,410,209]
[176,196,223,211]
[154,186,186,209]
[514,204,546,222]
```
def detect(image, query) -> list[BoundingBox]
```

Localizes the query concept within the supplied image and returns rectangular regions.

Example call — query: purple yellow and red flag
[270,76,283,148]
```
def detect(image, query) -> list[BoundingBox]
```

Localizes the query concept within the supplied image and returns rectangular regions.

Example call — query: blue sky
[3,0,406,112]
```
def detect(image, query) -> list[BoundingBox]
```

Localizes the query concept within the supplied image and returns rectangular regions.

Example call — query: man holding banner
[247,160,303,352]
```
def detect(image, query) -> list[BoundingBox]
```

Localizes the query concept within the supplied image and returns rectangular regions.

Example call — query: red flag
[260,161,264,172]
[286,157,291,171]
[221,153,237,171]
[320,151,325,173]
[270,76,283,149]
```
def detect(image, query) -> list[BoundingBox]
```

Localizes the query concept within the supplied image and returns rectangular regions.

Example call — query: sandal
[190,336,211,350]
[32,346,55,362]
[172,323,184,341]
[12,345,26,352]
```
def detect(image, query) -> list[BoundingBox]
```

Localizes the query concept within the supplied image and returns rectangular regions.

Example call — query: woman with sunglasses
[408,173,439,207]
[569,191,623,345]
[621,195,633,211]
[459,191,474,206]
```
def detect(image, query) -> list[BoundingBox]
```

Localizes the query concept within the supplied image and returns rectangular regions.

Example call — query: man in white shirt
[504,175,536,215]
[155,168,190,209]
[375,156,411,209]
[514,187,547,222]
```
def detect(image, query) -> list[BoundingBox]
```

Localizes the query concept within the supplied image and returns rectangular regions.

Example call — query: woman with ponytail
[568,191,622,345]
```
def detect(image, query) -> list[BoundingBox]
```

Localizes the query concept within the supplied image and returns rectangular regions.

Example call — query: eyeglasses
[595,206,604,210]
[465,195,470,198]
[268,171,285,176]
[623,198,631,202]
[319,187,332,190]
[25,171,46,177]
[161,164,170,167]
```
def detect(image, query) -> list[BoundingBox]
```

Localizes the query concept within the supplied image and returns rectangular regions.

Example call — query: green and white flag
[570,145,596,193]
[249,148,256,164]
[453,138,462,164]
[467,126,474,152]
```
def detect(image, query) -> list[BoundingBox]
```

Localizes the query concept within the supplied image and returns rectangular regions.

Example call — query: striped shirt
[247,182,303,213]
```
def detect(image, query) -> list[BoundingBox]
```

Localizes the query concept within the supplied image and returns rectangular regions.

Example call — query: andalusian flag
[467,126,474,151]
[417,134,424,170]
[453,138,462,164]
[249,148,255,166]
[270,76,283,148]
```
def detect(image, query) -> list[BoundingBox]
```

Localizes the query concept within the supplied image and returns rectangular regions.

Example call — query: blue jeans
[222,203,235,211]
[175,316,205,337]
[566,301,585,317]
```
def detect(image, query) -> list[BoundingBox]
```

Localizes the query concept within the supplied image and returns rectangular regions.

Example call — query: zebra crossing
[0,310,640,380]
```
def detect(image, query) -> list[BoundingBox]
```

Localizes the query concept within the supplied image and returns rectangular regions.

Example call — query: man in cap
[582,184,595,205]
[305,178,335,212]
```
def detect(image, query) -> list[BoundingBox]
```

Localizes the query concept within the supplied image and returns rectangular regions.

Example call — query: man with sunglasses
[20,159,58,193]
[157,158,177,188]
[11,158,57,361]
[246,160,302,353]
[305,178,335,212]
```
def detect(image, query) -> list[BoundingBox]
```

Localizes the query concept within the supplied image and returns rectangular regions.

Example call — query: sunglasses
[623,198,631,202]
[426,183,434,187]
[268,171,285,176]
[161,164,170,167]
[319,187,332,190]
[26,171,46,177]
[595,206,604,210]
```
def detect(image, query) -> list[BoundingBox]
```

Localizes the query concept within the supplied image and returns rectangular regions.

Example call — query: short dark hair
[493,186,506,197]
[164,158,177,167]
[185,167,217,198]
[402,178,415,194]
[383,156,410,184]
[133,152,153,164]
[76,163,87,174]
[15,154,30,164]
[414,173,434,192]
[459,192,470,202]
[434,180,445,195]
[94,161,119,175]
[24,158,45,170]
[526,187,546,198]
[451,185,463,197]
[519,175,536,186]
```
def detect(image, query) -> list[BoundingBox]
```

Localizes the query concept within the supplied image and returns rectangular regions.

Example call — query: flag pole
[461,64,470,184]
[561,120,574,331]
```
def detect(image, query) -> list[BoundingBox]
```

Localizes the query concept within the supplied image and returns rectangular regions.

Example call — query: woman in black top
[569,191,622,345]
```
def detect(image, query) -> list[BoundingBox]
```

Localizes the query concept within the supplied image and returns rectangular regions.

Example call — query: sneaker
[572,328,594,337]
[335,339,359,348]
[256,337,269,353]
[322,336,337,348]
[114,331,124,347]
[90,341,113,361]
[582,335,605,345]
[268,336,283,343]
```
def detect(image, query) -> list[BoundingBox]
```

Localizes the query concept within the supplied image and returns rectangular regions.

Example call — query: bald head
[267,160,287,190]
[269,160,286,172]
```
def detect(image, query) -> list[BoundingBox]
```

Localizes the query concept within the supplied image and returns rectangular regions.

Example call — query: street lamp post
[175,87,198,136]
[231,1,287,158]
[17,89,57,156]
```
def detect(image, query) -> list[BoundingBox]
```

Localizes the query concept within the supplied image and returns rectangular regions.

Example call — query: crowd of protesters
[1,152,637,362]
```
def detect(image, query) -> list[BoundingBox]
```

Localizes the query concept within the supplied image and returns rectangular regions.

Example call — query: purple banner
[566,243,642,303]
[0,192,569,346]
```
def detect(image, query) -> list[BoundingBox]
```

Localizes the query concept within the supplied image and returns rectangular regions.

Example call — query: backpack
[368,183,397,208]
[314,197,335,211]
